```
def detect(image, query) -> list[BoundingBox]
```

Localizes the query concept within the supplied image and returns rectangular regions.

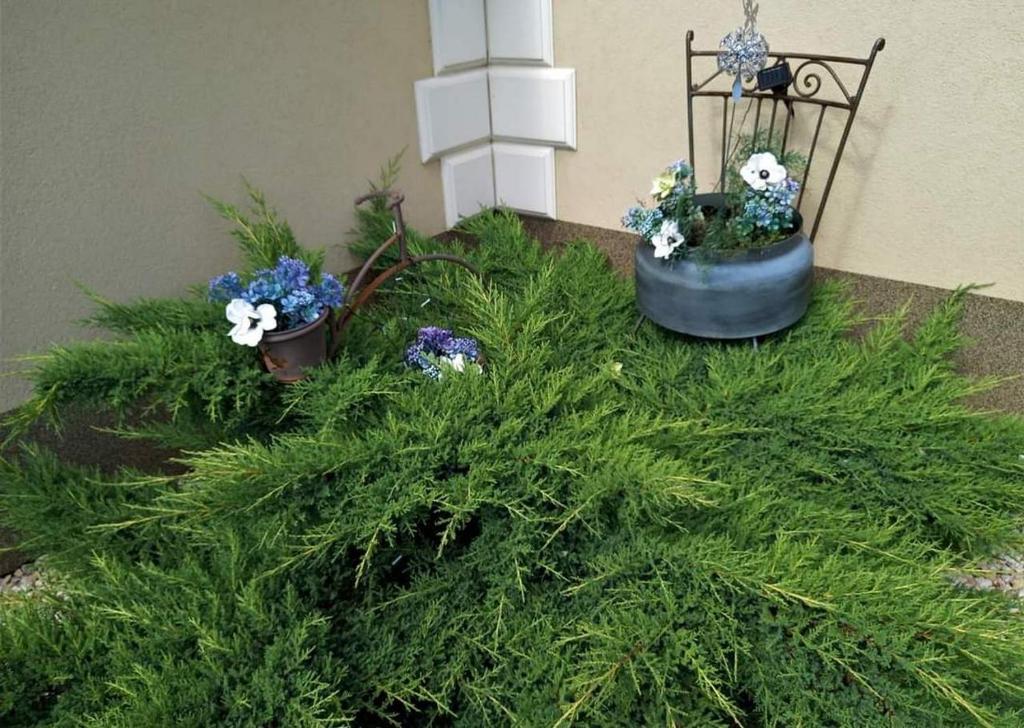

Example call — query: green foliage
[2,182,341,448]
[205,179,325,276]
[350,148,409,264]
[3,205,1024,726]
[3,319,283,448]
[78,286,226,333]
[723,130,808,197]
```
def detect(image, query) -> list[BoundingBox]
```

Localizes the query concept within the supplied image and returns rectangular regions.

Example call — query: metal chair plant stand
[633,31,885,341]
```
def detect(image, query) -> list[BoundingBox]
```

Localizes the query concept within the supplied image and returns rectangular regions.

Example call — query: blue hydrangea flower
[209,256,345,332]
[316,273,344,309]
[280,288,322,324]
[273,256,310,291]
[405,327,481,379]
[422,326,455,348]
[669,159,692,177]
[447,337,479,360]
[404,343,442,380]
[736,177,800,236]
[243,277,285,305]
[208,272,243,302]
[622,206,666,242]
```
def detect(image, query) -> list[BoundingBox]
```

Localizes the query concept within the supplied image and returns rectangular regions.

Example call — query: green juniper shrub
[204,179,325,277]
[2,190,1024,726]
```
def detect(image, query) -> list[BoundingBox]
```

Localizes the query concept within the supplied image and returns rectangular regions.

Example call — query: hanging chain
[741,0,760,33]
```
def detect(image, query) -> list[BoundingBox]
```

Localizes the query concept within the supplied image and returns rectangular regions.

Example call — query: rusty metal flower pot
[259,308,329,382]
[634,193,813,339]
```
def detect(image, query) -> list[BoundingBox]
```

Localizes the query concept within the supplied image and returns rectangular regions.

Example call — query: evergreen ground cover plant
[2,188,1024,725]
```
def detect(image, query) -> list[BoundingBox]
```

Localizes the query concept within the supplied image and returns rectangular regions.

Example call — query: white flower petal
[233,324,264,347]
[229,318,253,345]
[651,220,685,258]
[226,298,255,324]
[740,162,764,190]
[449,353,467,373]
[741,152,787,190]
[653,240,682,259]
[765,164,787,184]
[255,303,278,331]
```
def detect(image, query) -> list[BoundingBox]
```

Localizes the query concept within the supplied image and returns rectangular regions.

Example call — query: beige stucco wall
[1,1,443,411]
[553,0,1024,302]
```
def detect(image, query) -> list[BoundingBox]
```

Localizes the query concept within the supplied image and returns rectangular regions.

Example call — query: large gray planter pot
[634,194,813,339]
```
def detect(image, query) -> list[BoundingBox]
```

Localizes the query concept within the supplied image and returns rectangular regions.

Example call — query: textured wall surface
[551,0,1024,302]
[0,1,443,410]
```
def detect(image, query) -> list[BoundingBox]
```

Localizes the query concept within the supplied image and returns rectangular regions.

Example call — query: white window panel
[428,0,487,74]
[492,143,555,219]
[485,0,553,66]
[414,69,492,163]
[441,144,496,228]
[488,67,576,148]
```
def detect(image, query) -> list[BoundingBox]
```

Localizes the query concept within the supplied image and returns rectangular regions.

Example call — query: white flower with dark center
[741,152,787,191]
[226,298,277,347]
[650,220,685,259]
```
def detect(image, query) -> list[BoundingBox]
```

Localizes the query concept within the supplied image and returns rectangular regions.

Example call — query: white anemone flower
[740,152,787,191]
[650,220,685,259]
[225,298,277,347]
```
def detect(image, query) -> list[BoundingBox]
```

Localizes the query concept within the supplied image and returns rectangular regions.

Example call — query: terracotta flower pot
[634,193,813,339]
[259,308,330,382]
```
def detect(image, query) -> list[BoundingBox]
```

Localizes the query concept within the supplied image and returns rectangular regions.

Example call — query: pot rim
[640,192,806,265]
[261,306,330,343]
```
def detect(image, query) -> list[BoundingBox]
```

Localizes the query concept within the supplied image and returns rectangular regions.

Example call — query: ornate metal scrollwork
[791,59,853,104]
[684,31,885,242]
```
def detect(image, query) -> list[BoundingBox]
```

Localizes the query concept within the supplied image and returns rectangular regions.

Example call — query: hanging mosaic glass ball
[717,27,769,83]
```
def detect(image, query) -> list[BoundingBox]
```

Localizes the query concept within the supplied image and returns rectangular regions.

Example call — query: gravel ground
[0,560,48,597]
[952,551,1024,606]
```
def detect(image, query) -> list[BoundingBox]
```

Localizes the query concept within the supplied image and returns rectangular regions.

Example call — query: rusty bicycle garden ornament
[207,188,478,383]
[325,190,479,361]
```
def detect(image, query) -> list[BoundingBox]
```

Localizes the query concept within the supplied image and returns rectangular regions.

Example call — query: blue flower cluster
[208,256,345,331]
[621,205,665,241]
[668,159,692,177]
[405,326,480,380]
[621,159,698,245]
[208,272,244,301]
[736,178,800,237]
